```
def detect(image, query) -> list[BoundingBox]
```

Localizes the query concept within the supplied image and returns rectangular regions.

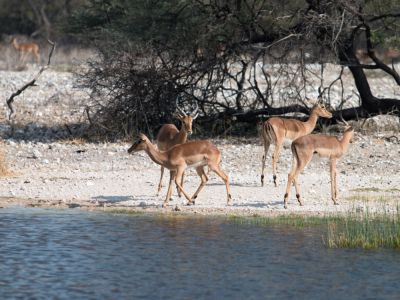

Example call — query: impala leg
[191,167,209,204]
[177,171,185,198]
[284,148,311,208]
[284,172,294,209]
[272,141,283,187]
[210,164,232,206]
[330,159,338,205]
[163,170,176,208]
[284,156,297,209]
[293,174,303,206]
[35,52,40,64]
[20,52,26,63]
[261,139,270,187]
[174,167,193,204]
[292,151,312,207]
[157,166,164,195]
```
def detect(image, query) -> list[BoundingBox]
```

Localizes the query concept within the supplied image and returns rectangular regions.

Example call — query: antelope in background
[156,99,198,195]
[283,120,354,209]
[128,134,232,207]
[11,37,40,64]
[261,101,332,187]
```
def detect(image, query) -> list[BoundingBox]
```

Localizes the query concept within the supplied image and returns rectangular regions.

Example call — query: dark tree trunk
[339,45,400,117]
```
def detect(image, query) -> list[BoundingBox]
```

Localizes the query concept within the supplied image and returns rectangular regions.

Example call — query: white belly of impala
[187,160,207,168]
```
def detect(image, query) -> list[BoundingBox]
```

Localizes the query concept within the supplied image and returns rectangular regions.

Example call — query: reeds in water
[326,207,400,249]
[229,206,400,249]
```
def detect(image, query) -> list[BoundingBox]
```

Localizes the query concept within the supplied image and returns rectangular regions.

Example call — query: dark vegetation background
[1,0,400,139]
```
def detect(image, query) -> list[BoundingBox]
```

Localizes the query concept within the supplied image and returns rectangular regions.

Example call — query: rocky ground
[0,67,399,216]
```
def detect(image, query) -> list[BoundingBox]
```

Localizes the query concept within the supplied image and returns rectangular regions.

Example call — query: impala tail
[262,120,276,144]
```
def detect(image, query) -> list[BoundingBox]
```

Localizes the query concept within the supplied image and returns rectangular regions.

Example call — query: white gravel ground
[0,68,399,216]
[0,132,399,216]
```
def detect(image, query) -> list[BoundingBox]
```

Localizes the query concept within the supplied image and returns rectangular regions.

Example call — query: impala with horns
[155,98,199,195]
[11,37,40,64]
[283,120,354,209]
[128,134,232,207]
[261,101,332,187]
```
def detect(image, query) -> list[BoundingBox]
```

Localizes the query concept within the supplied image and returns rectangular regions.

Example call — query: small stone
[32,149,42,159]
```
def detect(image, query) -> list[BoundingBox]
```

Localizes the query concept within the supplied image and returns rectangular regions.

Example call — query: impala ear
[135,132,144,141]
[173,111,184,119]
[305,98,317,108]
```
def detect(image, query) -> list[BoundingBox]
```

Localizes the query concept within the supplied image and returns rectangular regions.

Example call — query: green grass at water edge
[326,209,400,249]
[229,210,400,249]
[228,214,341,228]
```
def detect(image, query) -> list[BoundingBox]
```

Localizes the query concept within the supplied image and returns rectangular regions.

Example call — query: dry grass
[0,145,13,177]
[59,137,87,145]
[350,187,400,193]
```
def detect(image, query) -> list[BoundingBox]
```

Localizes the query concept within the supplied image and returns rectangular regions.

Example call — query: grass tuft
[326,208,400,249]
[228,208,400,249]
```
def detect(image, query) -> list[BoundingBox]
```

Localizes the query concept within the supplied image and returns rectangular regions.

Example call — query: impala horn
[339,115,350,127]
[175,96,187,117]
[191,101,199,119]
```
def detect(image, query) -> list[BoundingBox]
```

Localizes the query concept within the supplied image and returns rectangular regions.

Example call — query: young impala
[261,101,332,187]
[283,122,354,209]
[156,99,198,195]
[11,37,40,64]
[128,134,232,208]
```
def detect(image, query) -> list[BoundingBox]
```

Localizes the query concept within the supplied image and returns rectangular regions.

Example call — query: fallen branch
[6,39,56,120]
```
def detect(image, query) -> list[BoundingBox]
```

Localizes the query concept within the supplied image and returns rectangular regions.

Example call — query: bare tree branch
[6,40,56,121]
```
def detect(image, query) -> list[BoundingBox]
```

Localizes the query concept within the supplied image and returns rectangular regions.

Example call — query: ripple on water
[0,208,399,299]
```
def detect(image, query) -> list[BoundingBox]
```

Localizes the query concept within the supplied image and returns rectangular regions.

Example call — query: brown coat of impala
[261,102,332,187]
[11,37,40,64]
[156,100,198,195]
[128,134,232,207]
[283,125,354,209]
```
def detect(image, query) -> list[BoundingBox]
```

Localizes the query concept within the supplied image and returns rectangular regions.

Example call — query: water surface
[0,208,399,299]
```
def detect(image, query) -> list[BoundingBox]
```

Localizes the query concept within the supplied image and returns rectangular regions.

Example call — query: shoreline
[1,196,398,219]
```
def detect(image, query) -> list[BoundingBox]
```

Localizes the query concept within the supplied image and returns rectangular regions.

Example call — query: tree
[68,0,400,137]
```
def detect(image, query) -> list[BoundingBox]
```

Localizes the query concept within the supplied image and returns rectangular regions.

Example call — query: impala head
[127,133,150,154]
[312,101,332,119]
[339,117,354,142]
[175,97,199,135]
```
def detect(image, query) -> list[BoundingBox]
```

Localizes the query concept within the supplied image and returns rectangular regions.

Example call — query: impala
[128,134,232,207]
[283,122,354,209]
[156,99,198,195]
[261,101,332,187]
[11,37,40,64]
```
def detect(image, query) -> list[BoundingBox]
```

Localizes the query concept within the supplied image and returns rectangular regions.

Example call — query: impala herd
[129,99,354,209]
